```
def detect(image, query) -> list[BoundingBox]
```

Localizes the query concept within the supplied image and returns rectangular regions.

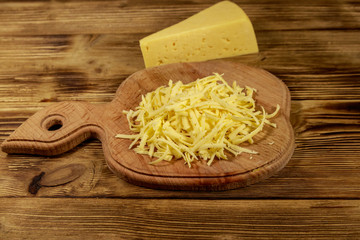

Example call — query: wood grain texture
[1,61,295,191]
[0,198,359,240]
[0,0,359,238]
[0,0,358,36]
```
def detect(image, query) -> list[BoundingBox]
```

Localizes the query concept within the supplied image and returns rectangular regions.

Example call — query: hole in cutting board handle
[47,119,63,131]
[42,115,65,132]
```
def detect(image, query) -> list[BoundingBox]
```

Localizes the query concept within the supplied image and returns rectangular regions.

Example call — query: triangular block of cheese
[140,1,258,68]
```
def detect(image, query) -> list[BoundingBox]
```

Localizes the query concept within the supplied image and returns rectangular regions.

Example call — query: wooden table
[0,0,359,239]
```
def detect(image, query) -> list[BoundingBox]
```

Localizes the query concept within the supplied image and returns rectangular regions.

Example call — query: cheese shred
[116,73,280,167]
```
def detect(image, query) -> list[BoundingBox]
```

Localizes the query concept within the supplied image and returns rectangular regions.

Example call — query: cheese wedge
[139,1,259,68]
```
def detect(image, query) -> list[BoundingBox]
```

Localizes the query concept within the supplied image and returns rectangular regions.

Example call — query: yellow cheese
[116,73,280,167]
[139,1,259,68]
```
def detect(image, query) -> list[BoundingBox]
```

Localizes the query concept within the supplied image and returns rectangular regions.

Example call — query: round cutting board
[1,60,295,191]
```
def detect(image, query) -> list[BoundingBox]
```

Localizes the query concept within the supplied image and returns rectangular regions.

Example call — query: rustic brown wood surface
[1,61,295,191]
[0,0,359,239]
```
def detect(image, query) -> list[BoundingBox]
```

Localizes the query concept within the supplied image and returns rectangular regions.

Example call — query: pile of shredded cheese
[116,73,280,167]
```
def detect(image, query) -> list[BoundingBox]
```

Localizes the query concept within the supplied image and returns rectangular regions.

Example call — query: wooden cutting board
[1,60,295,191]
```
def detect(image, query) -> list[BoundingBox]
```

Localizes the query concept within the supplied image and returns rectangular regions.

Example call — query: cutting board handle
[1,101,107,156]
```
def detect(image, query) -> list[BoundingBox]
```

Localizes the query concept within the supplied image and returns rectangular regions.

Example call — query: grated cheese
[116,73,280,167]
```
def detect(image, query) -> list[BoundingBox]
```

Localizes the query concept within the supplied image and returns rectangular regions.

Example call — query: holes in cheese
[139,1,259,68]
[116,73,280,167]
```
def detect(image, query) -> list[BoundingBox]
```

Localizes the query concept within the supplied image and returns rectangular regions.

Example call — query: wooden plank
[0,1,358,36]
[0,198,359,239]
[292,100,360,137]
[0,31,359,101]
